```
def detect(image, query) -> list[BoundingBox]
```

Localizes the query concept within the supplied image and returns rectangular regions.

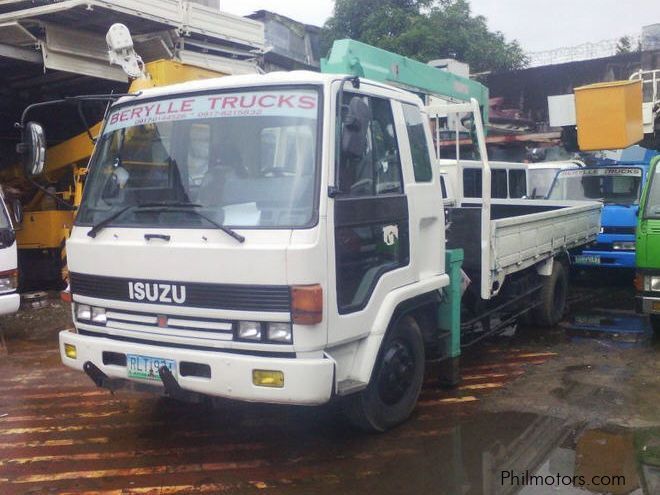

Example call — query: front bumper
[0,292,20,316]
[636,295,660,316]
[571,249,635,269]
[59,330,335,405]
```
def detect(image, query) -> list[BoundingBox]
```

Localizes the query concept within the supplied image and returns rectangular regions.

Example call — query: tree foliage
[322,0,528,72]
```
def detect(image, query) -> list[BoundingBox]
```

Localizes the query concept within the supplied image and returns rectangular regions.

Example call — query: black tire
[532,260,568,327]
[342,315,425,432]
[650,315,660,336]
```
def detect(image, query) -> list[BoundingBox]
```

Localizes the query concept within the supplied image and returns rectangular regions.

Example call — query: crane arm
[320,39,489,125]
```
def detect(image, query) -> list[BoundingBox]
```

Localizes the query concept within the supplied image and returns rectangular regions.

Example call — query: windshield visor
[77,87,321,229]
[547,167,642,204]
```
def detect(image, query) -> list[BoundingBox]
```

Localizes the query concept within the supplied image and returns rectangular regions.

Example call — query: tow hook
[158,365,200,402]
[83,361,121,392]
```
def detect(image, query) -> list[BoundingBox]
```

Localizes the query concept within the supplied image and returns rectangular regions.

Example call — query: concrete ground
[0,276,658,495]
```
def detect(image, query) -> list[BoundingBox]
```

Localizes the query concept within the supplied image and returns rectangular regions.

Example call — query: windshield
[547,167,643,204]
[77,87,320,229]
[528,168,562,198]
[643,165,660,219]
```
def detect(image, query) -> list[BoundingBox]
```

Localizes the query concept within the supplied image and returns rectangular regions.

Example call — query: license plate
[575,255,601,265]
[127,354,176,382]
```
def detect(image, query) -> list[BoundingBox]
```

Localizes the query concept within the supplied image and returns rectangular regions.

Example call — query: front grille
[70,272,291,312]
[96,308,235,345]
[602,226,635,235]
[79,328,297,358]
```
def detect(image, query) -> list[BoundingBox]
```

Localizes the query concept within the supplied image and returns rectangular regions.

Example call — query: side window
[509,169,527,198]
[492,169,508,199]
[463,168,482,197]
[402,103,433,182]
[338,95,402,196]
[335,93,409,314]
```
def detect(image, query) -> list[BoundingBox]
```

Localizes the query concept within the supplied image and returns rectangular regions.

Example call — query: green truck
[635,155,660,333]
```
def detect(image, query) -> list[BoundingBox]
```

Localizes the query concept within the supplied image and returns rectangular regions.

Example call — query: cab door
[326,87,444,347]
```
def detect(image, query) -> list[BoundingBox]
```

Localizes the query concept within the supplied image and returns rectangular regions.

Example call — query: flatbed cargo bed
[446,199,601,299]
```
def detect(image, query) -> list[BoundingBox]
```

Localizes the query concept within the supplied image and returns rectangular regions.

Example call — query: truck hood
[601,204,638,230]
[67,227,293,286]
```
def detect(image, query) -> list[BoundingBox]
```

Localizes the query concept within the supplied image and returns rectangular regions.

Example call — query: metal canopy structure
[0,0,265,162]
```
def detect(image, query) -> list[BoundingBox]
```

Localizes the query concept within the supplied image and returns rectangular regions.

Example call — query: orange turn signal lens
[634,272,644,292]
[60,290,72,303]
[291,284,323,325]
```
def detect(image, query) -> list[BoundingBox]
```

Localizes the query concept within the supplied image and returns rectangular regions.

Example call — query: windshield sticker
[104,90,318,134]
[558,167,642,178]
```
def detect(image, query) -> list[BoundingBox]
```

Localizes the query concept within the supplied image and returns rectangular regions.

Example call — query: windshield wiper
[158,205,245,243]
[86,202,199,239]
[87,204,136,238]
[87,202,246,243]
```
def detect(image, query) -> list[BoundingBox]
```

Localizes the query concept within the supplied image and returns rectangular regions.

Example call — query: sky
[220,0,660,53]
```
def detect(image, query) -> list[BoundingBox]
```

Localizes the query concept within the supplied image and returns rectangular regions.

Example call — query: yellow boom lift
[0,1,264,288]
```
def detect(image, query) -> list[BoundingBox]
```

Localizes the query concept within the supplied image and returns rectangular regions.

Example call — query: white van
[0,188,19,316]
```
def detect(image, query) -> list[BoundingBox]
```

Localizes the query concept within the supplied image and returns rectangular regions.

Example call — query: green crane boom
[321,39,489,126]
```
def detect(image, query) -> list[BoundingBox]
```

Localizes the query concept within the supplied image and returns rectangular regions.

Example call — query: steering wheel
[350,178,373,195]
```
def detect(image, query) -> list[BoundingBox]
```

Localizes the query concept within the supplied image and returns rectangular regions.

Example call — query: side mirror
[19,122,46,177]
[341,97,370,158]
[11,198,23,225]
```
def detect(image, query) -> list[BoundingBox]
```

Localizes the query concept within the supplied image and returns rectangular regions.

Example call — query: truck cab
[0,188,19,316]
[547,164,647,269]
[635,156,660,333]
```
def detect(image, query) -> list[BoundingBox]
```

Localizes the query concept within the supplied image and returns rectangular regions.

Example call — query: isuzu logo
[128,282,186,304]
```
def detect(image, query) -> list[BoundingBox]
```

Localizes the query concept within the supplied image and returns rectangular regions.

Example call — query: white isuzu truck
[18,67,600,430]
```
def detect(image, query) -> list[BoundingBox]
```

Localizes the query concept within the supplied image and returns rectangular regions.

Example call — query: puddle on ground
[368,411,660,495]
[563,310,652,347]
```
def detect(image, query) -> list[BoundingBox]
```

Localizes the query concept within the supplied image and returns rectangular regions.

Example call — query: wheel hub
[377,339,415,405]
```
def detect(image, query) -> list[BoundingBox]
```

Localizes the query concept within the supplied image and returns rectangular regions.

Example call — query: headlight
[612,241,635,251]
[237,321,262,341]
[91,307,107,325]
[267,322,292,343]
[647,276,660,292]
[76,303,91,321]
[0,268,18,293]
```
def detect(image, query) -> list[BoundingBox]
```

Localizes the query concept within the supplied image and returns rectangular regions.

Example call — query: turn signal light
[634,273,644,292]
[291,284,323,325]
[252,369,284,388]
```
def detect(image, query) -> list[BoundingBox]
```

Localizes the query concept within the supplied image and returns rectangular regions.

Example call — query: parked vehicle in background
[635,155,660,334]
[526,161,583,198]
[0,3,263,290]
[548,163,650,269]
[438,160,529,202]
[0,188,19,317]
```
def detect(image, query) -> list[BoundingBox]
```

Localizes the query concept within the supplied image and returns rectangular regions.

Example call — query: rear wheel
[533,260,568,327]
[342,315,425,432]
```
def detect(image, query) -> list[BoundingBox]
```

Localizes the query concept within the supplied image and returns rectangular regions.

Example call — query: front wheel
[532,260,568,327]
[342,315,425,432]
